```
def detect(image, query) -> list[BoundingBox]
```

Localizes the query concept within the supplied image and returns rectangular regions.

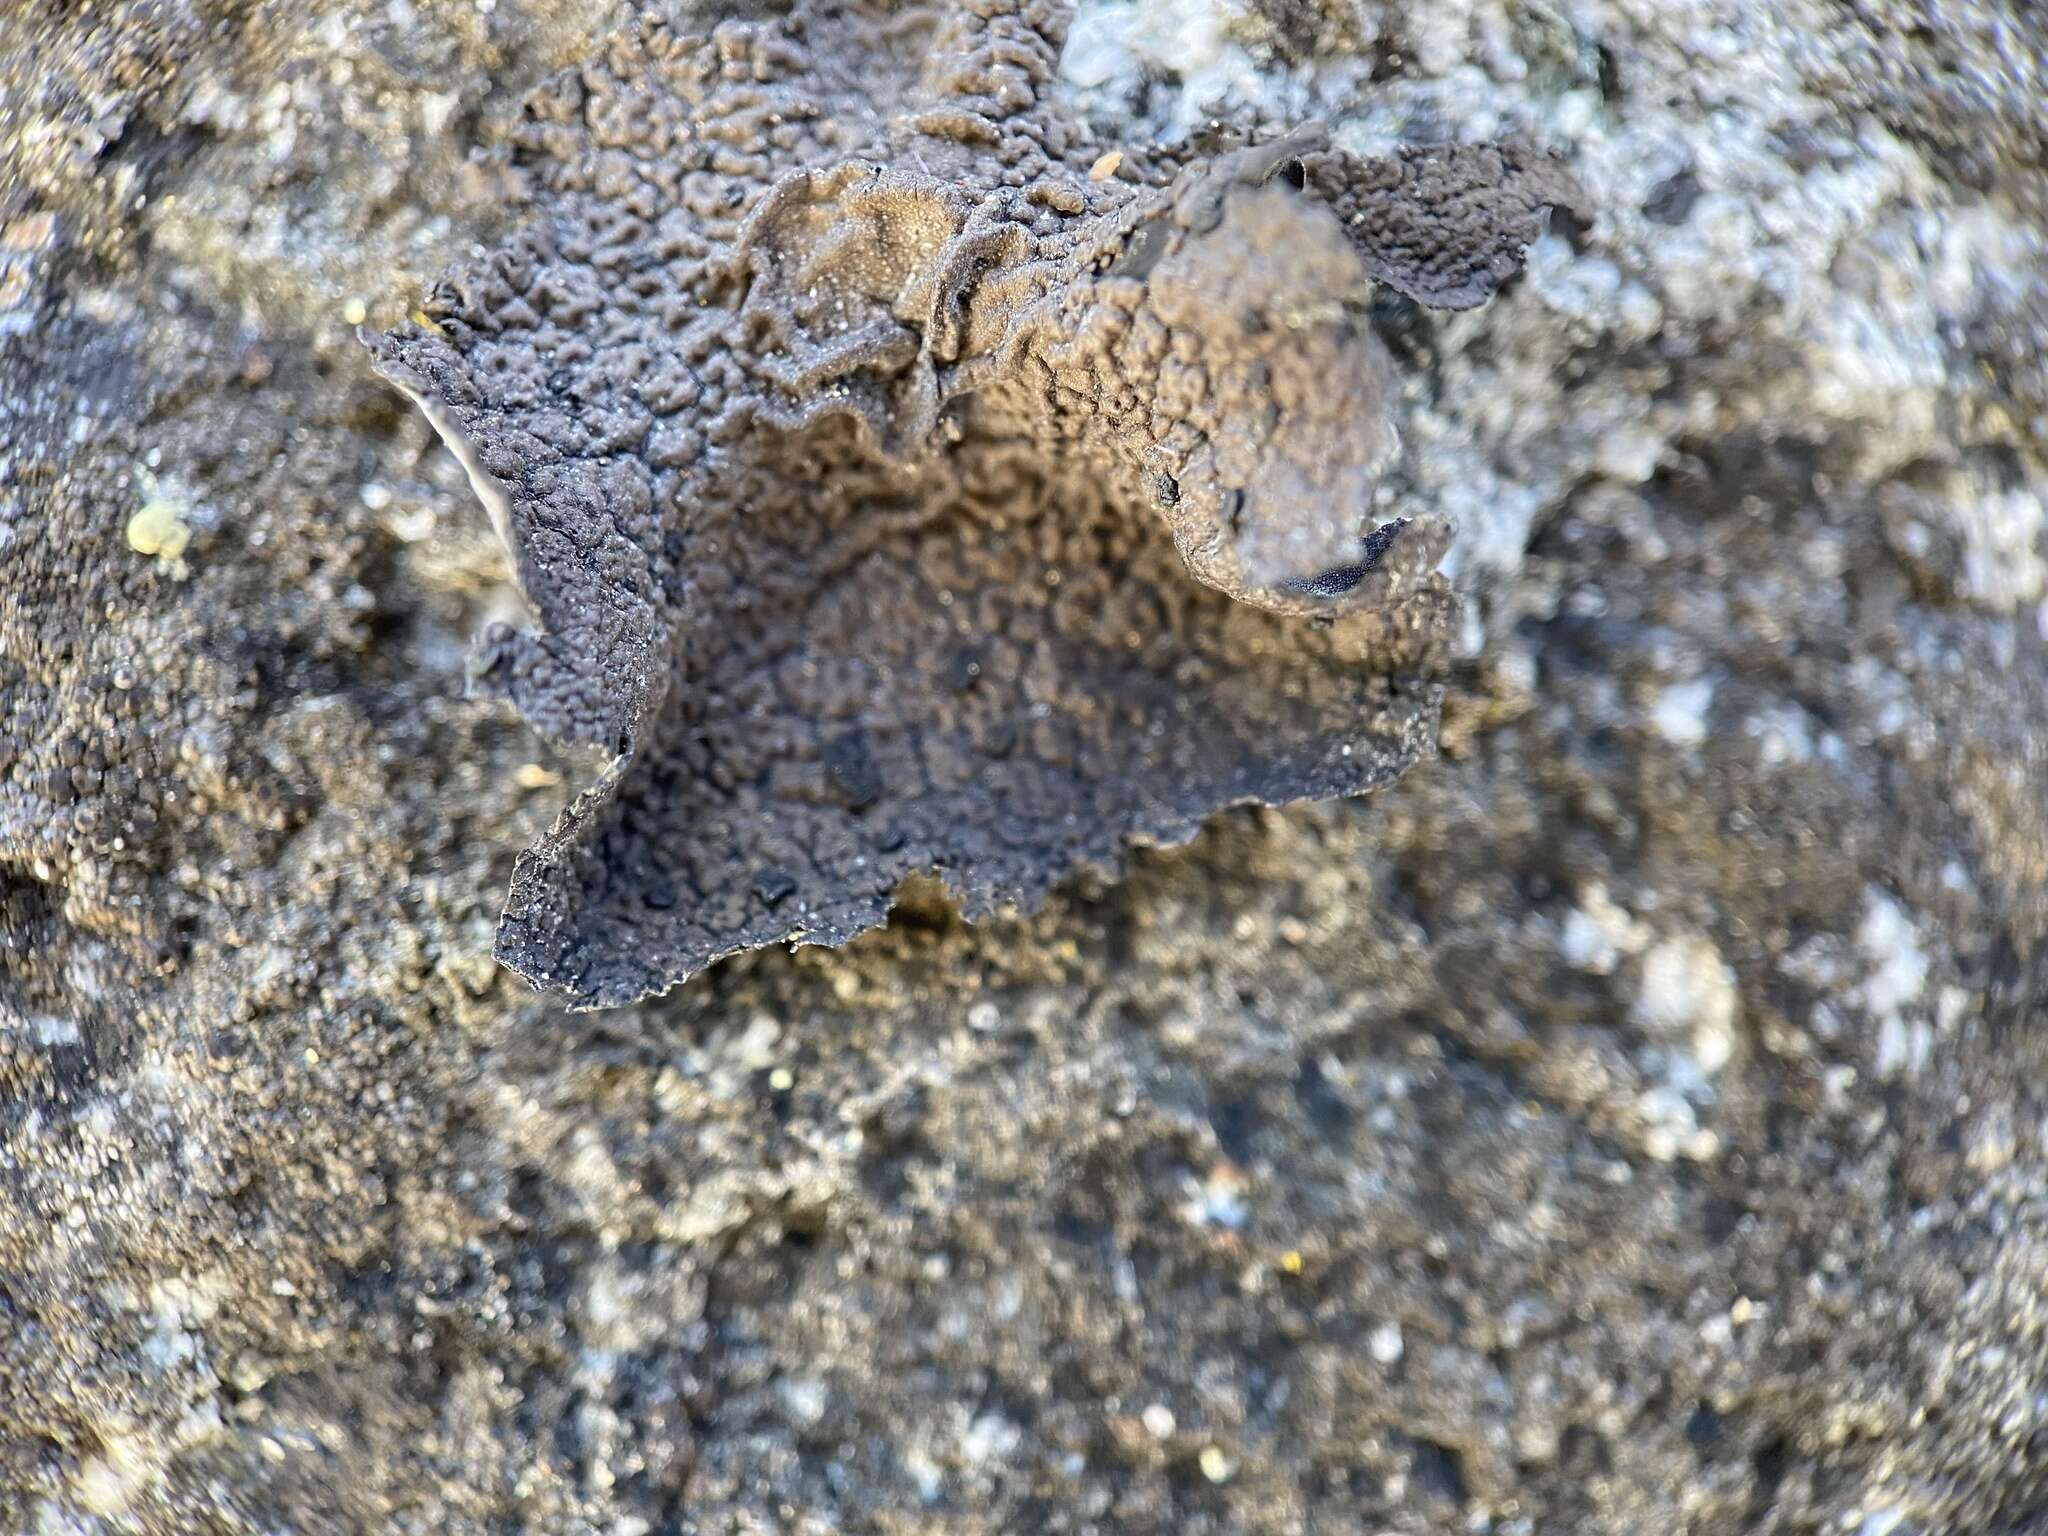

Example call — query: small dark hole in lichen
[1155,472,1180,506]
[1276,157,1307,190]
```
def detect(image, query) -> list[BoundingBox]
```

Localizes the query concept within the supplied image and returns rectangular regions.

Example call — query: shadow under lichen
[369,0,1588,1006]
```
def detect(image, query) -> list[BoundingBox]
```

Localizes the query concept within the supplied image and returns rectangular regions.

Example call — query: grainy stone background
[2,2,2045,1533]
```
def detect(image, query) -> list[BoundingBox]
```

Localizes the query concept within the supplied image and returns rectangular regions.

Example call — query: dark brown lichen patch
[1297,140,1595,311]
[369,0,1588,1007]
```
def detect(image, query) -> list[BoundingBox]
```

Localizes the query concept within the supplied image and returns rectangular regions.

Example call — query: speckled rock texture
[365,0,1584,1006]
[2,2,2046,1534]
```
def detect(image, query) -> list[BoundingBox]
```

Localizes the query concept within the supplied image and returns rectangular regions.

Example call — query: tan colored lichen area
[369,0,1585,1006]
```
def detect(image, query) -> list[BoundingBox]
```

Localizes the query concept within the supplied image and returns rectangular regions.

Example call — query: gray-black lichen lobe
[369,0,1589,1007]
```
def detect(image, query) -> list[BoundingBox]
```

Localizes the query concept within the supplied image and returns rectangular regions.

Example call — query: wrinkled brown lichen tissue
[368,0,1591,1008]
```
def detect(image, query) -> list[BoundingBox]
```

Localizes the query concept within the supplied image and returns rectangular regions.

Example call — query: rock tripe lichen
[369,0,1590,1007]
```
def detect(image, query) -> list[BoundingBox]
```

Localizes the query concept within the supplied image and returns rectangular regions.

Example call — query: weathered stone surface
[2,2,2044,1533]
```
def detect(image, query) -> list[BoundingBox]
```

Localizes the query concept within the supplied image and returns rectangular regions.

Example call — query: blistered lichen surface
[370,0,1586,1006]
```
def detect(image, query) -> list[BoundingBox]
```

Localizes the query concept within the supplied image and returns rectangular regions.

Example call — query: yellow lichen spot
[514,763,563,790]
[1198,1446,1234,1484]
[1280,1249,1303,1275]
[342,296,368,326]
[1089,150,1124,182]
[126,498,191,561]
[412,309,446,337]
[124,468,205,570]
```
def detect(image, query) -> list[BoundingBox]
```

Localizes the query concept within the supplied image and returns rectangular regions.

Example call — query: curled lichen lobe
[1070,177,1403,611]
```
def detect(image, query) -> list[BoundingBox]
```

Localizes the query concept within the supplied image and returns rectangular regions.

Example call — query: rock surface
[1,1,2045,1533]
